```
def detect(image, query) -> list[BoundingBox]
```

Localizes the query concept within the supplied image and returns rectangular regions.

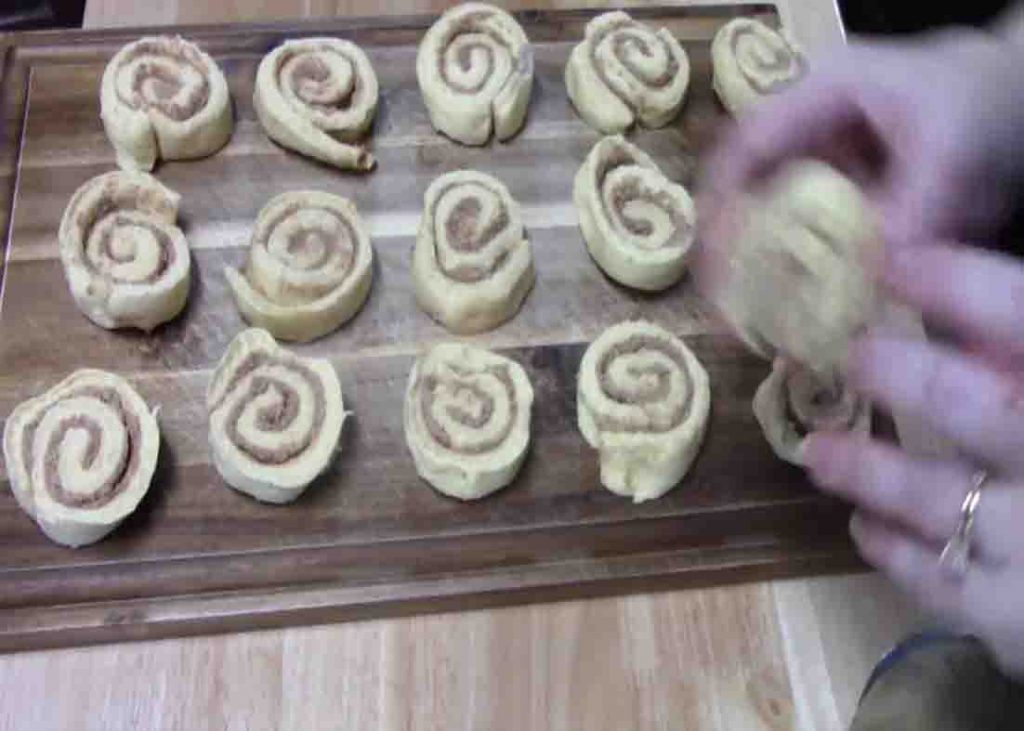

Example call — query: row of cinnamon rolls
[3,318,711,547]
[100,6,803,172]
[57,133,701,340]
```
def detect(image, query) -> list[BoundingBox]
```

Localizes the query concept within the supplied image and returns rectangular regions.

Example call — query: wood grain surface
[0,3,870,651]
[0,2,927,730]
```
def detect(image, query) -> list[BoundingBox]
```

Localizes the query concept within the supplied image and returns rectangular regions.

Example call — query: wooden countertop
[0,2,922,730]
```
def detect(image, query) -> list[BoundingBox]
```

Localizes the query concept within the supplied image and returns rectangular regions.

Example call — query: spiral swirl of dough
[207,329,345,504]
[577,321,710,502]
[753,358,870,465]
[711,18,804,115]
[254,38,379,171]
[101,35,232,171]
[574,135,695,291]
[59,170,191,331]
[416,3,534,145]
[404,342,534,500]
[413,170,534,334]
[226,191,374,342]
[565,11,690,134]
[2,369,160,547]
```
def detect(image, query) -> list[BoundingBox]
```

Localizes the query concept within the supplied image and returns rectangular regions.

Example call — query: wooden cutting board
[0,3,862,652]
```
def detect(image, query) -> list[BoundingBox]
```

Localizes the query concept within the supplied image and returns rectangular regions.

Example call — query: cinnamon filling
[92,212,174,283]
[594,335,691,432]
[21,386,141,510]
[596,144,688,247]
[784,370,862,438]
[433,182,512,283]
[590,18,680,112]
[260,203,357,275]
[218,352,327,465]
[419,365,515,454]
[730,26,802,94]
[118,39,211,121]
[437,10,513,94]
[609,178,689,244]
[281,48,363,112]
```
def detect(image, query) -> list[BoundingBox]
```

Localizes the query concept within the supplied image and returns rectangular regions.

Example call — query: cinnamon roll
[100,35,232,171]
[225,191,374,342]
[716,160,879,375]
[59,170,191,331]
[207,328,346,504]
[565,11,690,134]
[712,18,805,115]
[577,321,710,502]
[404,342,533,500]
[753,358,870,466]
[414,169,534,334]
[574,135,696,291]
[254,38,379,172]
[416,3,534,145]
[2,369,160,547]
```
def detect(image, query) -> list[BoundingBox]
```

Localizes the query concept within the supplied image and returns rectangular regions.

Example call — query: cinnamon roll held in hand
[101,36,232,171]
[225,191,374,342]
[574,135,696,291]
[715,160,879,376]
[413,169,534,334]
[207,329,346,504]
[577,321,710,503]
[753,358,870,466]
[59,170,191,331]
[2,369,160,547]
[254,38,379,172]
[711,18,804,115]
[416,3,534,145]
[565,11,690,134]
[404,342,533,500]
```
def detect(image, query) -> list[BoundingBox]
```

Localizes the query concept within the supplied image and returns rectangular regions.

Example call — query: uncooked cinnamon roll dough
[101,35,232,171]
[254,38,379,171]
[715,160,879,375]
[574,135,696,291]
[207,329,346,504]
[404,342,533,500]
[2,369,160,547]
[753,358,870,465]
[59,170,191,331]
[712,18,804,115]
[577,321,710,502]
[414,169,534,334]
[225,191,374,342]
[565,11,690,134]
[416,2,534,145]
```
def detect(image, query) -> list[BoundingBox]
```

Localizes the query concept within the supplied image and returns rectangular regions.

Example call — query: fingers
[883,240,1024,356]
[702,73,859,204]
[849,510,992,624]
[850,334,1024,472]
[805,433,1017,564]
[696,68,863,297]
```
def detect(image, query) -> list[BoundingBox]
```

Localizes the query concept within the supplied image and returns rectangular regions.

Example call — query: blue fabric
[859,630,976,702]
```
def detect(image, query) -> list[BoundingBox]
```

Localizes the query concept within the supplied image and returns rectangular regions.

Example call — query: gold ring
[938,470,987,580]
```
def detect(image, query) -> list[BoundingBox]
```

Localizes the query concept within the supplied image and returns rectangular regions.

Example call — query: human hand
[804,239,1024,678]
[698,30,1024,287]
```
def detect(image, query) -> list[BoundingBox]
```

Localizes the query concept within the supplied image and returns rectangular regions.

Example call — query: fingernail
[849,512,866,541]
[801,433,825,471]
[802,433,841,487]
